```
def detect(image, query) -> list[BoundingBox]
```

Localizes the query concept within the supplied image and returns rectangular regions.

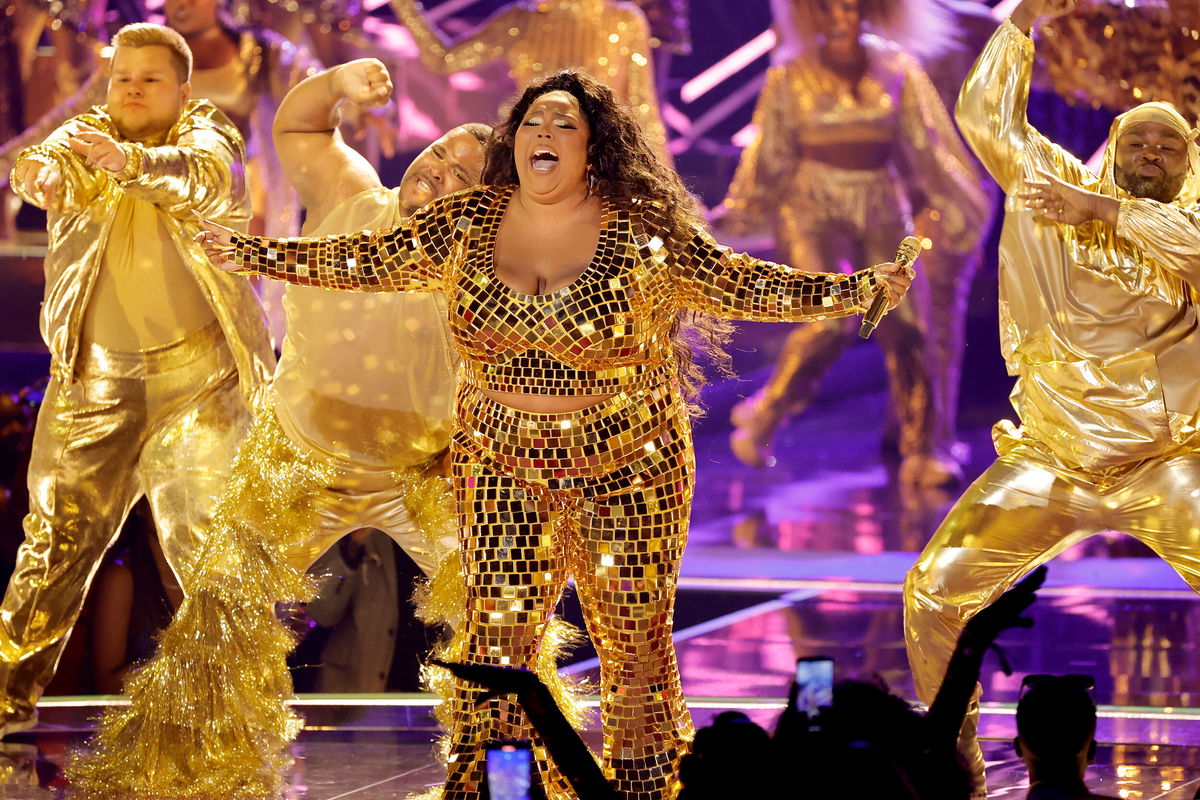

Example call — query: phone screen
[485,741,533,800]
[794,657,834,716]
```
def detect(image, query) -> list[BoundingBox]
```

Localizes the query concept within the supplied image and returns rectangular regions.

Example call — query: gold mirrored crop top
[230,186,879,396]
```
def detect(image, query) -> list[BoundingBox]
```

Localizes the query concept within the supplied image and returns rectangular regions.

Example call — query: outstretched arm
[663,213,912,322]
[955,0,1084,194]
[10,116,107,212]
[272,59,389,225]
[390,0,519,74]
[195,188,474,293]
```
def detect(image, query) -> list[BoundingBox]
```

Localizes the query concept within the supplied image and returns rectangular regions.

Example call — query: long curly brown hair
[482,69,733,414]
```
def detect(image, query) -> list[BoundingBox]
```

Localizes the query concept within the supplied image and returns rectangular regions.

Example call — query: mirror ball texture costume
[904,18,1200,793]
[223,183,883,799]
[722,33,987,471]
[1,100,274,728]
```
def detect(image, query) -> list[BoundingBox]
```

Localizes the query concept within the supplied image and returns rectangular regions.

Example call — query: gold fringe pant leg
[69,399,463,799]
[0,325,245,722]
[903,444,1200,795]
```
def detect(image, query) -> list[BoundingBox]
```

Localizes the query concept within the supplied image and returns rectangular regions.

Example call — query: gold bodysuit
[229,184,880,800]
[722,35,987,472]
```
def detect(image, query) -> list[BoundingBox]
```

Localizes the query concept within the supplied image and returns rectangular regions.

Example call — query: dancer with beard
[904,0,1200,795]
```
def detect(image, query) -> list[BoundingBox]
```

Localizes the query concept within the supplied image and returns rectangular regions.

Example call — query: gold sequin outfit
[229,184,879,799]
[905,19,1200,791]
[1037,0,1199,125]
[391,0,671,163]
[67,186,462,799]
[722,36,987,462]
[2,101,272,726]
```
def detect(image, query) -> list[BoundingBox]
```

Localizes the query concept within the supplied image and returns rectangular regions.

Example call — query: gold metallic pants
[904,436,1200,787]
[0,322,246,719]
[443,383,695,800]
[753,161,936,459]
[270,407,452,577]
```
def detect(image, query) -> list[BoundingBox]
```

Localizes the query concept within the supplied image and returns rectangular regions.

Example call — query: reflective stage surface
[2,338,1198,797]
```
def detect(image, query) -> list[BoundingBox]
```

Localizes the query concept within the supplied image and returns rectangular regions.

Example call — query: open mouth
[415,175,434,194]
[530,147,559,173]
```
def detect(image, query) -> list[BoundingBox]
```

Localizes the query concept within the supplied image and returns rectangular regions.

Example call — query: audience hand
[961,565,1046,650]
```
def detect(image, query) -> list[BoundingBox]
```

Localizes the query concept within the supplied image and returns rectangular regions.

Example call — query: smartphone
[485,740,533,800]
[794,656,834,717]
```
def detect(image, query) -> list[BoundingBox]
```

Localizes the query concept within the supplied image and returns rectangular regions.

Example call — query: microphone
[858,235,926,340]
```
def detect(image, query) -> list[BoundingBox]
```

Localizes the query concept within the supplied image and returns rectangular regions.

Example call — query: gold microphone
[858,235,926,340]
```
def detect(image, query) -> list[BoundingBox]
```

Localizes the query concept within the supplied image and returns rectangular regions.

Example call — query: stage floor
[2,338,1198,797]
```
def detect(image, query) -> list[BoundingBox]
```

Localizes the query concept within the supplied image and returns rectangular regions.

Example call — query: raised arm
[390,0,519,74]
[212,189,474,293]
[272,59,388,225]
[894,51,989,254]
[955,0,1086,194]
[664,215,890,322]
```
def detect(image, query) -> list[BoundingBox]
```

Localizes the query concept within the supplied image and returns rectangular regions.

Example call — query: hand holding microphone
[858,235,926,340]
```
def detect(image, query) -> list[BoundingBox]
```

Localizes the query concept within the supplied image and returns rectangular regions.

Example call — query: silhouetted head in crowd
[1015,676,1099,788]
[677,712,774,799]
[679,680,973,800]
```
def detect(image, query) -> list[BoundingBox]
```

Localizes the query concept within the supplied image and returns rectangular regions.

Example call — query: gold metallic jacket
[723,36,987,254]
[391,0,669,159]
[957,20,1200,471]
[9,100,274,407]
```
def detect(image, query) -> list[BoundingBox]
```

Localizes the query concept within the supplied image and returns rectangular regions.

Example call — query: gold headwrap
[1100,101,1200,206]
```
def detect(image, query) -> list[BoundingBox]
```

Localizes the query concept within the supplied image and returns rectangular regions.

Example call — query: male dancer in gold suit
[2,22,272,736]
[68,59,489,799]
[904,0,1200,794]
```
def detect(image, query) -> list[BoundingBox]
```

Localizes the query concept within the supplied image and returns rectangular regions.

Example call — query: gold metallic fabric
[905,432,1200,788]
[275,186,457,470]
[391,0,671,161]
[722,36,987,254]
[739,161,937,459]
[954,19,1200,472]
[9,100,274,410]
[67,404,458,798]
[0,324,248,721]
[230,185,880,384]
[908,18,1200,793]
[228,183,878,799]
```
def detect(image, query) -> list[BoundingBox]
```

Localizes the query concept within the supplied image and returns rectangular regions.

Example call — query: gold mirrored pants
[904,440,1200,789]
[443,383,695,800]
[752,161,936,459]
[0,322,247,718]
